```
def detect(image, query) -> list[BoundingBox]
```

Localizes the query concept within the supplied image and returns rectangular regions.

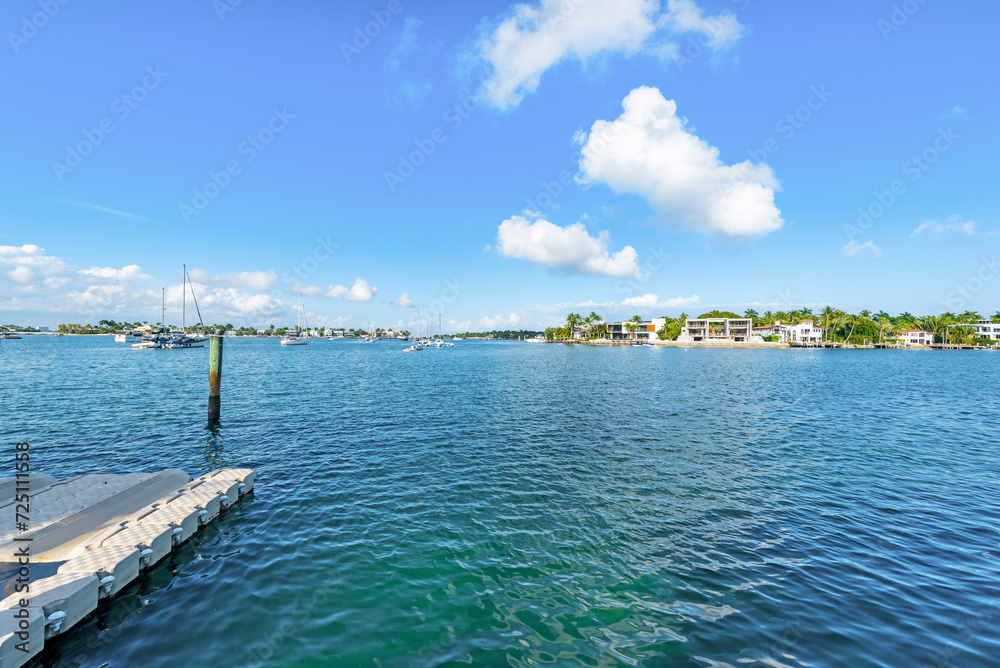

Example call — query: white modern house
[751,320,824,344]
[677,318,763,344]
[785,320,824,344]
[606,318,666,341]
[955,320,1000,342]
[897,329,936,346]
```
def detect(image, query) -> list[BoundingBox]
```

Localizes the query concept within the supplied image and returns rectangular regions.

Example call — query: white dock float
[138,506,202,544]
[0,607,43,668]
[58,545,141,598]
[0,467,254,666]
[0,573,98,639]
[101,523,174,568]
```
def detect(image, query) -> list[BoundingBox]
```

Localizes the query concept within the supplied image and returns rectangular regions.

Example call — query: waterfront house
[955,319,1000,342]
[607,318,666,341]
[898,329,936,346]
[677,318,763,344]
[753,323,787,338]
[784,320,824,344]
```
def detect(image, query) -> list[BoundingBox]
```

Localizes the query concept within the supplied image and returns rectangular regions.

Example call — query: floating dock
[0,467,253,667]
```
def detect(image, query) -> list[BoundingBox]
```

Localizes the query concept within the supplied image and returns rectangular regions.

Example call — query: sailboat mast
[161,287,165,330]
[182,264,186,332]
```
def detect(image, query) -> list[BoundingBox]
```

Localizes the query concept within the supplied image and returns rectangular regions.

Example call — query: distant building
[38,326,49,332]
[753,323,786,338]
[677,318,762,344]
[785,320,824,344]
[955,320,1000,342]
[897,329,935,346]
[751,320,824,344]
[606,318,666,341]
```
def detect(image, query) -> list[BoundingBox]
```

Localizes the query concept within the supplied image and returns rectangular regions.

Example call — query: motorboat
[114,331,144,343]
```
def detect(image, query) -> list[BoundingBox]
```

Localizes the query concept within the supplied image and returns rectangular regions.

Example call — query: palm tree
[628,314,644,341]
[566,313,581,340]
[843,313,858,345]
[744,308,759,320]
[820,306,836,341]
[959,311,981,323]
[761,310,774,324]
[992,311,1000,324]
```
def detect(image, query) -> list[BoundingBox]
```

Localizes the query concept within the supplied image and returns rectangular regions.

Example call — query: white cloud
[385,17,434,107]
[0,244,69,275]
[290,282,326,297]
[662,0,742,49]
[842,240,882,257]
[578,86,783,237]
[472,0,742,110]
[79,264,149,282]
[7,266,34,284]
[985,228,999,238]
[910,214,976,238]
[495,213,641,277]
[621,293,699,309]
[453,313,524,332]
[187,268,279,291]
[940,105,966,120]
[326,277,379,302]
[61,200,150,221]
[391,292,413,307]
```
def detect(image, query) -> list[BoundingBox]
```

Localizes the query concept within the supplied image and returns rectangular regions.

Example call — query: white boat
[114,331,144,343]
[404,306,426,351]
[132,335,169,349]
[131,290,169,349]
[164,265,208,349]
[281,295,310,346]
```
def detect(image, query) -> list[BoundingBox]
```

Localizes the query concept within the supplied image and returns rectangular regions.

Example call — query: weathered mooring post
[208,335,223,422]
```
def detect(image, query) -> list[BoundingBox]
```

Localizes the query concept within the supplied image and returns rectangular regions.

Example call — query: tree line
[546,308,1000,345]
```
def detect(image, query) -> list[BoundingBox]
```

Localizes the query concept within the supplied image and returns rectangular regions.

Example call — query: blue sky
[1,0,998,331]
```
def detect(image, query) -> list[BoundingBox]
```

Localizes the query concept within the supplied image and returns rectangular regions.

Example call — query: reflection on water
[44,493,254,668]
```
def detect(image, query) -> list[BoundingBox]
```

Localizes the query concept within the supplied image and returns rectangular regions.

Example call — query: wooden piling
[208,335,223,422]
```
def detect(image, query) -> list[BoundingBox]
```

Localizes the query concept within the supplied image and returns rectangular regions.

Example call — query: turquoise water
[2,336,999,667]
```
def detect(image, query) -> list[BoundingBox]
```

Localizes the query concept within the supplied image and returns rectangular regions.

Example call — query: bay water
[1,336,998,667]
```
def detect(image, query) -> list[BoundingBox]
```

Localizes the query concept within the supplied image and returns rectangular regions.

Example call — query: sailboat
[403,305,423,352]
[164,265,209,349]
[281,295,309,346]
[132,288,170,349]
